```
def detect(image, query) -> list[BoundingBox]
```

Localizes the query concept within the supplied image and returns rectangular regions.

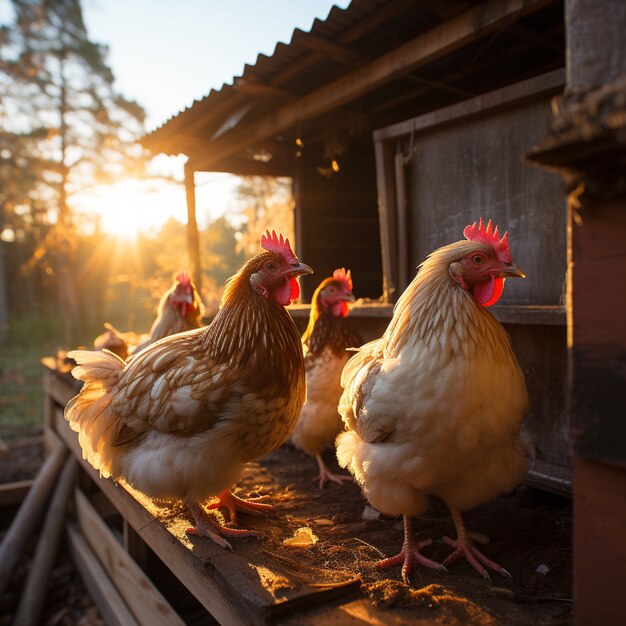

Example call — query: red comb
[463,218,511,263]
[333,267,353,292]
[260,230,297,263]
[176,271,190,286]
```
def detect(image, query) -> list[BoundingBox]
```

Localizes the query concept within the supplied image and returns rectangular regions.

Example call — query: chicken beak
[341,292,356,302]
[501,263,526,279]
[284,262,314,278]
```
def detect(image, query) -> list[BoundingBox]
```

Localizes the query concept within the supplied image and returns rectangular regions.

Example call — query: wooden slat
[192,0,554,171]
[0,480,33,508]
[234,80,294,99]
[67,525,140,626]
[373,69,565,142]
[75,489,184,626]
[296,34,363,65]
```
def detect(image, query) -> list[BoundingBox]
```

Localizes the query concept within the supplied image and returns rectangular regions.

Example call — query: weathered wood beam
[12,458,77,626]
[233,79,294,99]
[193,0,554,171]
[0,435,67,597]
[295,34,363,65]
[184,163,202,293]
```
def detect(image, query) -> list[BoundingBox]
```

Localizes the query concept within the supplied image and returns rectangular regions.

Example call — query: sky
[83,0,350,132]
[76,0,351,235]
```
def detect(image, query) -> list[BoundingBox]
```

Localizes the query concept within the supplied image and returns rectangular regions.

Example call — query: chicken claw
[206,489,274,525]
[186,502,258,551]
[375,516,447,584]
[313,454,353,489]
[442,509,512,582]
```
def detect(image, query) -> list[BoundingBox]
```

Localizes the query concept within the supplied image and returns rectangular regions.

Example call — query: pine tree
[0,0,147,344]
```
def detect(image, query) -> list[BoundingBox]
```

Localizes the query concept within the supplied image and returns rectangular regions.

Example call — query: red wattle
[474,276,505,307]
[341,301,349,317]
[289,278,300,301]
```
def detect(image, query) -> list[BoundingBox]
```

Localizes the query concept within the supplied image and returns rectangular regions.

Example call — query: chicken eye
[471,255,485,265]
[265,261,276,271]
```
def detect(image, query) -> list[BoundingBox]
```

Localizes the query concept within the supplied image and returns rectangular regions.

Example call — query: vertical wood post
[184,162,202,293]
[527,1,626,623]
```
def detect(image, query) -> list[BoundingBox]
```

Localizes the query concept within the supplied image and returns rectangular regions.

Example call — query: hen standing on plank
[337,218,529,582]
[291,269,363,488]
[131,271,204,355]
[65,231,313,550]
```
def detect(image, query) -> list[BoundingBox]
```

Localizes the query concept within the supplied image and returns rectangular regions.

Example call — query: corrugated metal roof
[142,0,565,168]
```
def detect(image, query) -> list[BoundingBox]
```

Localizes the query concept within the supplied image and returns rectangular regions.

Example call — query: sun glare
[77,179,188,239]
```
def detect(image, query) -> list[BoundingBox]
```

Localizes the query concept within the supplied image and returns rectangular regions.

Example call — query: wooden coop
[142,0,570,493]
[2,0,624,624]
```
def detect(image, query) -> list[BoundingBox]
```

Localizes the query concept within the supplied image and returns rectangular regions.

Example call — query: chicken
[65,231,313,550]
[336,218,529,582]
[93,323,129,360]
[290,268,363,488]
[131,271,204,355]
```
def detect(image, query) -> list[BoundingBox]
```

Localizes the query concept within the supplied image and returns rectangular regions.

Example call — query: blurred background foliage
[0,0,294,432]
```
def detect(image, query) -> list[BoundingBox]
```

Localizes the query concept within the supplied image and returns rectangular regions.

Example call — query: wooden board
[74,489,184,626]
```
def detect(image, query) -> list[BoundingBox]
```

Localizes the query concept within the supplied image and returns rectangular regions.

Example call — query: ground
[0,427,572,625]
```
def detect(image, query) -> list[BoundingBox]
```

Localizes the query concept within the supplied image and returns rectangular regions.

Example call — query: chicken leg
[313,453,352,489]
[376,516,447,583]
[185,502,258,551]
[442,508,512,581]
[205,489,274,525]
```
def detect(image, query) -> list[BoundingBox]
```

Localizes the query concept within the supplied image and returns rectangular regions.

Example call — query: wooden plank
[234,80,294,99]
[0,480,33,508]
[373,69,565,142]
[67,524,139,626]
[192,0,554,171]
[374,141,398,302]
[296,34,363,65]
[75,489,184,626]
[53,406,359,625]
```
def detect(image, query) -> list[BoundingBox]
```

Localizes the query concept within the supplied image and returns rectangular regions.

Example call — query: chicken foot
[206,489,274,525]
[313,453,353,489]
[376,516,447,584]
[185,501,258,551]
[442,508,512,582]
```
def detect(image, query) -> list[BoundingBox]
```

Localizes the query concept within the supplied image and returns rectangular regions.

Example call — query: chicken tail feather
[65,349,126,478]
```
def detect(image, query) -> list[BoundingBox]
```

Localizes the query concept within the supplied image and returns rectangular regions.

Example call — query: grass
[0,314,65,436]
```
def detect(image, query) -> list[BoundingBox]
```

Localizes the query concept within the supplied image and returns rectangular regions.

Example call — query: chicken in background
[131,271,204,355]
[337,218,529,582]
[93,322,129,360]
[65,231,313,550]
[290,268,363,488]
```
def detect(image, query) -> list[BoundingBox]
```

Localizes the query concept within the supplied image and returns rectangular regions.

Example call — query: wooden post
[184,162,202,293]
[526,0,626,623]
[12,458,77,626]
[0,437,67,597]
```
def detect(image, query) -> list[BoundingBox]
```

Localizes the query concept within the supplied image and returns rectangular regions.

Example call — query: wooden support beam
[0,480,33,508]
[295,34,363,65]
[0,435,67,597]
[193,0,553,171]
[12,458,77,626]
[67,525,140,626]
[183,163,202,293]
[75,490,184,626]
[233,79,294,99]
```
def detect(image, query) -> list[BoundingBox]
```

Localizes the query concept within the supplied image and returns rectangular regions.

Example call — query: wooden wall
[373,72,570,492]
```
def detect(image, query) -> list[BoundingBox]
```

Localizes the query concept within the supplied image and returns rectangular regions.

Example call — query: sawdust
[364,581,498,625]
